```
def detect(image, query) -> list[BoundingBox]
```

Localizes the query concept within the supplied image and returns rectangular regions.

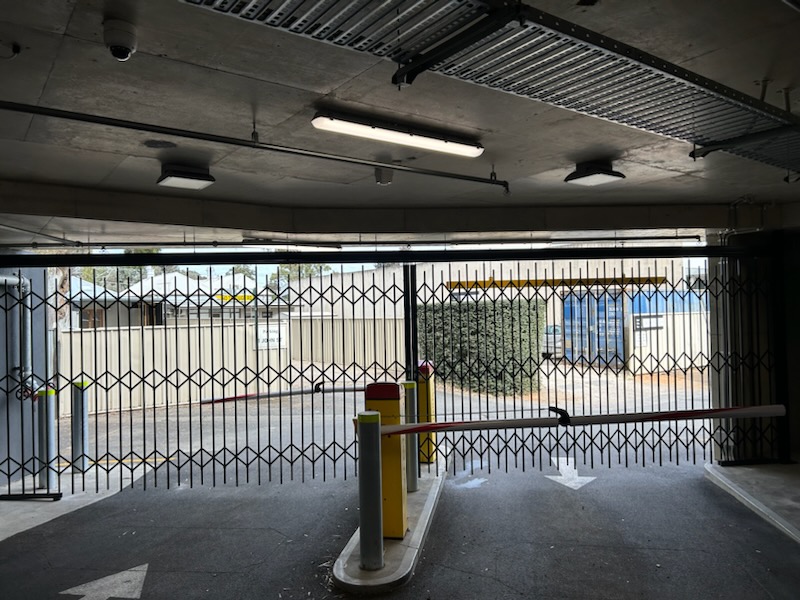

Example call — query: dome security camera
[103,19,137,62]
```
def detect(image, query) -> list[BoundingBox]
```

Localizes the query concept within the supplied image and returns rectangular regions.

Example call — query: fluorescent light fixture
[157,164,215,190]
[311,113,484,158]
[564,160,625,186]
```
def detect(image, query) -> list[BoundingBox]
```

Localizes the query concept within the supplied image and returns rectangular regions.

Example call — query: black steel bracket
[392,4,521,86]
[548,406,571,426]
[689,125,800,159]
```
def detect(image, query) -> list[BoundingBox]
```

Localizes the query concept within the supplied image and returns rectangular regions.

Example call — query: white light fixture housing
[564,160,625,186]
[157,164,215,190]
[311,113,484,158]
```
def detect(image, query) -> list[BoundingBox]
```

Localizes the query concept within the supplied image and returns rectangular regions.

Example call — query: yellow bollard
[364,382,407,539]
[417,362,437,464]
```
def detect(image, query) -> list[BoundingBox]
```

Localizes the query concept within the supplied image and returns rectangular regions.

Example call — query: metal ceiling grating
[181,0,490,58]
[181,0,800,174]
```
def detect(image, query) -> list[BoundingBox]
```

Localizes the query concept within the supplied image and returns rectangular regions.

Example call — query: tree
[79,249,179,291]
[79,265,146,291]
[269,264,332,287]
[183,269,208,281]
[226,264,256,280]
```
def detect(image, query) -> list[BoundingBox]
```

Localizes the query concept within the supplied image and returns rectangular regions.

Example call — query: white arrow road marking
[545,457,596,490]
[60,564,148,600]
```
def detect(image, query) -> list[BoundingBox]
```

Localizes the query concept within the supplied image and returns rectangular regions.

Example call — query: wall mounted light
[157,164,215,190]
[311,113,484,158]
[564,160,625,186]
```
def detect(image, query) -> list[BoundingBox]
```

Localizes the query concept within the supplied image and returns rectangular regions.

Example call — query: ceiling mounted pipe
[0,101,508,193]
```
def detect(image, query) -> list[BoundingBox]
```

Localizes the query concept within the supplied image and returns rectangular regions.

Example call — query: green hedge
[418,298,545,396]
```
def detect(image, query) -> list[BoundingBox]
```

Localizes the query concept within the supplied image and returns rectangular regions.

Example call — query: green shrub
[418,298,545,395]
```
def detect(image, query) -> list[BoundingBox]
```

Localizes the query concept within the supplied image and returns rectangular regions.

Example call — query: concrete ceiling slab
[0,23,63,105]
[24,116,236,163]
[0,139,125,185]
[39,36,319,133]
[66,0,383,94]
[214,146,367,185]
[0,0,798,248]
[0,0,77,35]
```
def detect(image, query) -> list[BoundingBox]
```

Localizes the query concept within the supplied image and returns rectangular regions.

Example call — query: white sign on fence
[256,322,288,350]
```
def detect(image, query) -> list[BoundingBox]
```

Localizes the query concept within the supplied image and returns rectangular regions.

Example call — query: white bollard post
[402,381,419,493]
[358,411,384,570]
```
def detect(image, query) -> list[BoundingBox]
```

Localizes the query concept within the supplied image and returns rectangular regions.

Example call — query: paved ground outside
[1,460,798,599]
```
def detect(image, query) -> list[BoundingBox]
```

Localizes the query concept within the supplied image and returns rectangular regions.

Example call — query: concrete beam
[0,179,780,237]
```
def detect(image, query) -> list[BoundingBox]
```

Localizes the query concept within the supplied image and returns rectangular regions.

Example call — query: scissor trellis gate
[0,251,784,495]
[416,255,780,471]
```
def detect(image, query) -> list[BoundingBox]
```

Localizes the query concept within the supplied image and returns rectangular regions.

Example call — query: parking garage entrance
[0,249,785,495]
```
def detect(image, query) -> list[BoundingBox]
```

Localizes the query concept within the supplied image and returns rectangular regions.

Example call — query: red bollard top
[365,382,403,400]
[417,361,434,377]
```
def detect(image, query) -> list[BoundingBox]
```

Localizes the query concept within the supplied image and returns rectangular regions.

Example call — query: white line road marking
[60,564,148,600]
[545,457,596,490]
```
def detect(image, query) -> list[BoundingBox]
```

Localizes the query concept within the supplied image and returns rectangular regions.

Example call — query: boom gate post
[365,382,407,539]
[71,381,90,472]
[36,388,56,489]
[417,362,436,464]
[402,381,419,493]
[357,411,384,570]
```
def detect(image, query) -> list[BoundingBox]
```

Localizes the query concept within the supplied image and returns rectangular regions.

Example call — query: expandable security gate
[0,250,785,495]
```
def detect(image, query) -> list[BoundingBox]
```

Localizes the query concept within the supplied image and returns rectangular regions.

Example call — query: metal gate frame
[0,245,789,496]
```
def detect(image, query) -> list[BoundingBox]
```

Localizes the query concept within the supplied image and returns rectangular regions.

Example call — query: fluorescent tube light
[311,113,484,158]
[157,164,215,190]
[783,0,800,13]
[564,161,625,186]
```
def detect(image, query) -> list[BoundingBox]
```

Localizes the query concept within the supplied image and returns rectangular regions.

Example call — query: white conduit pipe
[380,405,787,436]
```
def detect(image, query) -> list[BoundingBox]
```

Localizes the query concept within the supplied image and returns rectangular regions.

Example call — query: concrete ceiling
[0,0,799,248]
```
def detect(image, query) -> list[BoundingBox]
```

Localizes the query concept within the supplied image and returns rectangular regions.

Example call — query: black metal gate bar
[416,254,781,473]
[0,246,766,269]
